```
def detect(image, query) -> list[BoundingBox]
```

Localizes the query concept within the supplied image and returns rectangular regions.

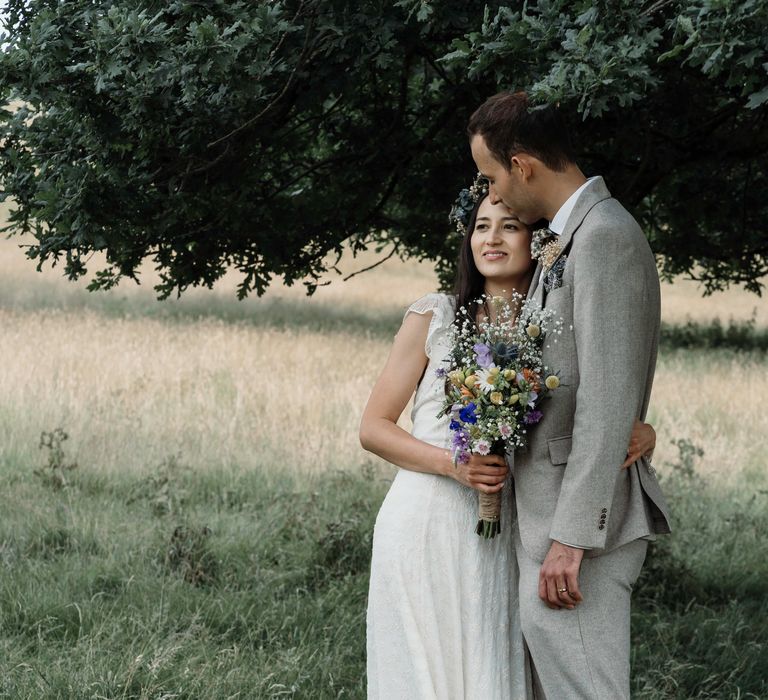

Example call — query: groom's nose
[488,184,502,205]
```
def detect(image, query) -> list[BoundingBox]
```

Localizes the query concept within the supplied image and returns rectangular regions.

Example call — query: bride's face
[470,197,533,280]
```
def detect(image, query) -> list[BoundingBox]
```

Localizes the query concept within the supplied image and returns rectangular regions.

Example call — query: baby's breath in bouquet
[437,293,563,539]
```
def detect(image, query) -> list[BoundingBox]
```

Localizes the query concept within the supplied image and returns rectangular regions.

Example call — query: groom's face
[471,134,538,225]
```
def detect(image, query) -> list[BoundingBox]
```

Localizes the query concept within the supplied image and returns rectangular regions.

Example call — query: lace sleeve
[402,292,454,358]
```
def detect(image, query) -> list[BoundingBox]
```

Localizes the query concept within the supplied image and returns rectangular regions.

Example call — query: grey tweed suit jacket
[508,177,672,563]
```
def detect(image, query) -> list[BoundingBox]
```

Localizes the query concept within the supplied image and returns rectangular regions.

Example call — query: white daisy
[476,366,498,394]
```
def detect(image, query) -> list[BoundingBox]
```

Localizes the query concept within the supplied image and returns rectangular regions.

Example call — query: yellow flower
[507,393,519,405]
[488,366,500,378]
[464,374,478,389]
[545,375,560,390]
[503,369,514,380]
[526,324,541,338]
[490,391,503,405]
[449,370,465,387]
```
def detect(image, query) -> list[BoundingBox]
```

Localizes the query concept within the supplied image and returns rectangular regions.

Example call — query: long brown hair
[451,193,489,333]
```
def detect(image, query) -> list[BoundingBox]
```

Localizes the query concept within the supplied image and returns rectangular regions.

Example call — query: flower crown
[448,172,489,236]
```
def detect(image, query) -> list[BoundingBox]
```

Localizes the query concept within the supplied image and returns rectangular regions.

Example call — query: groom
[468,92,672,698]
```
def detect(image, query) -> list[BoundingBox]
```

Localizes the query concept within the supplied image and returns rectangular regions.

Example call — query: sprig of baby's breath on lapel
[540,240,563,270]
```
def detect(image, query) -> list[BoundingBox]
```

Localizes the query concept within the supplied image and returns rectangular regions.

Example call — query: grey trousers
[513,515,647,699]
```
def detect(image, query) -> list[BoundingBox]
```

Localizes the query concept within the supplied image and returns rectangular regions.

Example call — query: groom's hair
[467,92,574,172]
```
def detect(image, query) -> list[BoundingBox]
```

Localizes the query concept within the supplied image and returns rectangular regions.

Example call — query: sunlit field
[0,208,765,486]
[1,203,766,697]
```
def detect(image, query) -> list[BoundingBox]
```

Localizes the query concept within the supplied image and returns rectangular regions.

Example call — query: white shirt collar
[548,176,600,235]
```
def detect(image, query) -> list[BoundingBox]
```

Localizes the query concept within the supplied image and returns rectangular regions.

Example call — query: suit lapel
[532,269,545,308]
[553,176,612,255]
[527,178,612,308]
[527,260,543,302]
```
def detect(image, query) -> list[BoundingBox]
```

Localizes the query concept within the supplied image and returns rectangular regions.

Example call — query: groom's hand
[538,541,585,610]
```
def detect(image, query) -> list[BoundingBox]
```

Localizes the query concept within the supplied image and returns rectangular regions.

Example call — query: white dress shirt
[548,176,600,235]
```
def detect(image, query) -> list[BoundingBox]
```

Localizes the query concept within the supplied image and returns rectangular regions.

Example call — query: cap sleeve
[402,292,455,358]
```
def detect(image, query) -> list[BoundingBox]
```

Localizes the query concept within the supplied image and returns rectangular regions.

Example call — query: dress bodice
[403,292,457,451]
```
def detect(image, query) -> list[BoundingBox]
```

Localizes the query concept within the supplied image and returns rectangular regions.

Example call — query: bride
[359,180,657,699]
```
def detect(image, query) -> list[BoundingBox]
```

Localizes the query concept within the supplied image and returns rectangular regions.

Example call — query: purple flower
[451,430,470,449]
[449,419,461,431]
[459,402,477,424]
[524,410,543,425]
[435,367,447,378]
[473,343,493,368]
[455,448,471,464]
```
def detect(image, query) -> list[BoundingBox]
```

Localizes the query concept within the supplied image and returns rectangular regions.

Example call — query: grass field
[1,215,767,698]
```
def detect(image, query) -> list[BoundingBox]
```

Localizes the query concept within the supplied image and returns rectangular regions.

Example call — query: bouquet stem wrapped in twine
[475,443,505,539]
[476,491,502,538]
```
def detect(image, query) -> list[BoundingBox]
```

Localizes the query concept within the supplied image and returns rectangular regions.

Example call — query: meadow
[0,208,766,698]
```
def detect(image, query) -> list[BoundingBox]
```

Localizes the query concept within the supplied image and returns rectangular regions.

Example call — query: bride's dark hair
[451,194,489,333]
[451,195,545,332]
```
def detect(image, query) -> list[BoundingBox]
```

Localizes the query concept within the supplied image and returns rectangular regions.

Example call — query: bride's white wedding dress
[366,292,533,700]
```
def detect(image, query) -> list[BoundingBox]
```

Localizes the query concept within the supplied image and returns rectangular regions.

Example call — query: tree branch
[207,5,317,149]
[642,0,679,17]
[342,243,400,281]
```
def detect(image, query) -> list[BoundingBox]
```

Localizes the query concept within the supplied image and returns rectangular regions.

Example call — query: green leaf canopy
[0,0,766,298]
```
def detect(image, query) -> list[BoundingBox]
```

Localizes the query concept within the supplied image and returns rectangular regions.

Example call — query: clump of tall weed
[126,453,189,516]
[162,523,218,587]
[33,428,78,490]
[24,524,102,559]
[311,515,373,584]
[663,437,705,486]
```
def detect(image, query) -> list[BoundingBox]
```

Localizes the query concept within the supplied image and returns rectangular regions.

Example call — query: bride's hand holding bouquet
[444,450,509,495]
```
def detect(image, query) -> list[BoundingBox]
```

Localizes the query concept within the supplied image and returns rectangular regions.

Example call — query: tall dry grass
[0,305,401,479]
[0,221,765,487]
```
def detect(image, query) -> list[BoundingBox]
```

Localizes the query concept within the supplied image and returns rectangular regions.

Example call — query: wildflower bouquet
[437,293,563,539]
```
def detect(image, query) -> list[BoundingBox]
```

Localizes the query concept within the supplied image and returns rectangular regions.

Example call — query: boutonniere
[540,240,563,271]
[531,227,563,271]
[544,256,568,293]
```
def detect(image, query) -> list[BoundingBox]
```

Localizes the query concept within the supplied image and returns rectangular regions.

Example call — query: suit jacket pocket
[544,283,573,311]
[547,434,572,466]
